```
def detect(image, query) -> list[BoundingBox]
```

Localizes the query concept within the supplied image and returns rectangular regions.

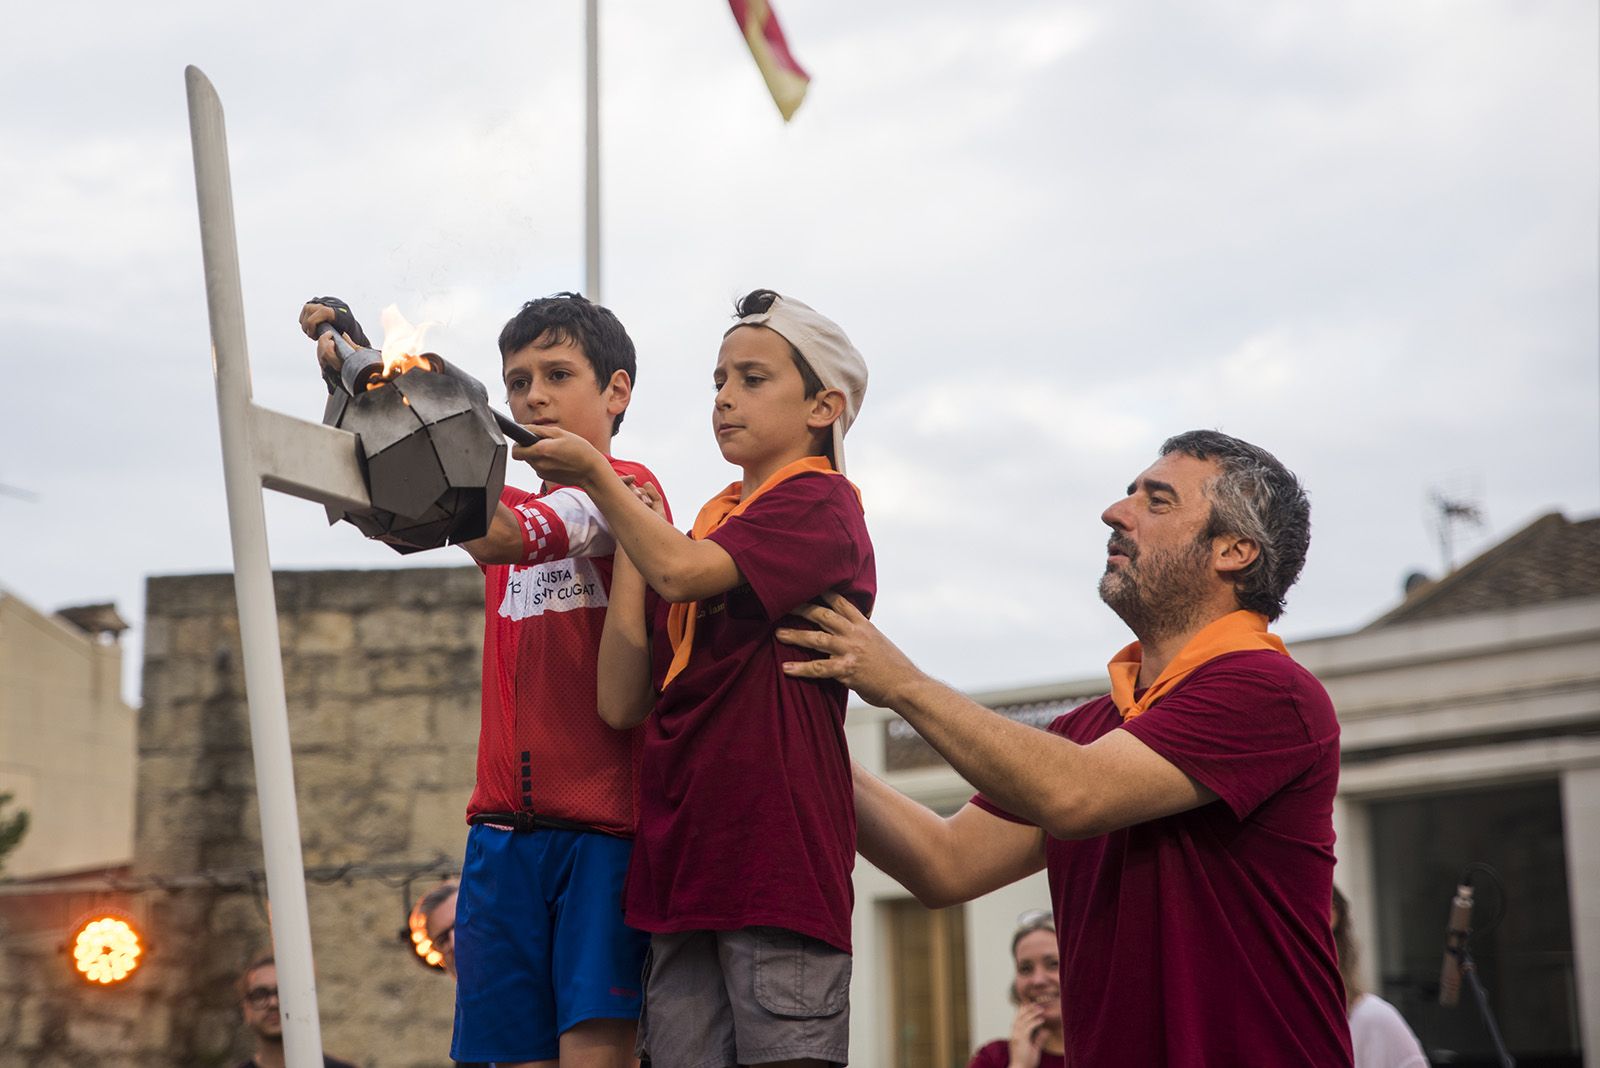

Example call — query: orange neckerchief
[1107,610,1288,721]
[662,456,859,688]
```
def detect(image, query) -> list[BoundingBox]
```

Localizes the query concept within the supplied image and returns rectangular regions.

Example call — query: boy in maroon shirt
[522,290,872,1068]
[781,431,1352,1067]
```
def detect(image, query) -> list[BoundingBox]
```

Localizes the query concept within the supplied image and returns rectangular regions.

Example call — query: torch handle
[494,410,541,447]
[314,320,354,358]
[314,321,383,396]
[313,321,343,393]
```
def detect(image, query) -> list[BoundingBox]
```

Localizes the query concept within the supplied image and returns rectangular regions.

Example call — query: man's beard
[1098,534,1214,643]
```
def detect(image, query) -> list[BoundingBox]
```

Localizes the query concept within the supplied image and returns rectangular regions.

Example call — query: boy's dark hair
[498,292,636,433]
[732,289,825,398]
[1159,429,1311,622]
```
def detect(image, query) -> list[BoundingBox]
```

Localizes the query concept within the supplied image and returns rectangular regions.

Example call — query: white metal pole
[185,65,325,1068]
[585,0,602,303]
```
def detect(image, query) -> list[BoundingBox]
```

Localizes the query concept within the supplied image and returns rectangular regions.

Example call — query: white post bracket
[185,64,370,1067]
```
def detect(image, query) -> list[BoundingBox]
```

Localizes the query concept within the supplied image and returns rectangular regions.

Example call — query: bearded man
[780,430,1352,1066]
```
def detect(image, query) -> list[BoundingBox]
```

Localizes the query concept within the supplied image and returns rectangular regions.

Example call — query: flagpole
[584,0,601,303]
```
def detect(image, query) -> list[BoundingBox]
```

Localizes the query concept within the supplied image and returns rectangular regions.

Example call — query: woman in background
[1333,885,1429,1068]
[967,910,1066,1068]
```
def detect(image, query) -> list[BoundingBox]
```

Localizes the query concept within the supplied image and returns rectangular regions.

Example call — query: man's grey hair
[1160,430,1311,622]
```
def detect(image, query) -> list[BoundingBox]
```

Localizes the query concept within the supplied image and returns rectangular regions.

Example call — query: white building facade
[0,590,135,879]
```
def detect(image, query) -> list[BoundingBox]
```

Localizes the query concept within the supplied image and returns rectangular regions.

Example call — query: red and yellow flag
[728,0,811,122]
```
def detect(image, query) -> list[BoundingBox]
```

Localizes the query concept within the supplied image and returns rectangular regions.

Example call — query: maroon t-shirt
[624,472,874,953]
[967,1040,1066,1068]
[974,650,1352,1067]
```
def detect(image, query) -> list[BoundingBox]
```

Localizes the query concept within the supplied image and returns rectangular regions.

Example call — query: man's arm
[514,428,742,602]
[854,762,1046,908]
[782,596,1217,840]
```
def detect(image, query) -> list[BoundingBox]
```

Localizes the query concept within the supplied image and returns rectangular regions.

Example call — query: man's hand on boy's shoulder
[778,593,924,710]
[513,426,609,489]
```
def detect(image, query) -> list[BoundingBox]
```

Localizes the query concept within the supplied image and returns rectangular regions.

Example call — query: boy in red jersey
[521,289,873,1068]
[301,293,665,1068]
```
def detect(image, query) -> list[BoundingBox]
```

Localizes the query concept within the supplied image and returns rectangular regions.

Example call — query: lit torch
[319,306,538,445]
[318,306,533,553]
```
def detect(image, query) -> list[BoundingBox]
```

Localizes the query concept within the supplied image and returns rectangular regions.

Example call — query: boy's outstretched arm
[456,505,540,565]
[457,486,623,567]
[854,762,1046,909]
[515,428,742,603]
[596,548,656,729]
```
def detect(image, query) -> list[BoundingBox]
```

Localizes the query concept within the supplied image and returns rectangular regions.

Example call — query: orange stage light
[406,897,447,971]
[70,914,143,985]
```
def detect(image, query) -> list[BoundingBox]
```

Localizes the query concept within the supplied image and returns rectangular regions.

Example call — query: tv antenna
[1430,487,1485,572]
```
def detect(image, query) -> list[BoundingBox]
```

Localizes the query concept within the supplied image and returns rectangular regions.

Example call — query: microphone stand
[1449,943,1514,1068]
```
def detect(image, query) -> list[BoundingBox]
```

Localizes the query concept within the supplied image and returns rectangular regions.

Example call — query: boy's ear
[805,387,845,431]
[603,368,632,417]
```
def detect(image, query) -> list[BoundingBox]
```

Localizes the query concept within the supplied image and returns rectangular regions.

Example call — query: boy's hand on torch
[512,425,609,489]
[777,593,923,709]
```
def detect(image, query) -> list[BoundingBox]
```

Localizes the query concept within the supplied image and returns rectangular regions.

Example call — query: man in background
[235,953,358,1068]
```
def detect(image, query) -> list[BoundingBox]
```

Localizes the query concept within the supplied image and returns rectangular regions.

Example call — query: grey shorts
[639,927,851,1067]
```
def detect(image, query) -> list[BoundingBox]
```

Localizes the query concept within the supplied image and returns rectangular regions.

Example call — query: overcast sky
[2,1,1596,706]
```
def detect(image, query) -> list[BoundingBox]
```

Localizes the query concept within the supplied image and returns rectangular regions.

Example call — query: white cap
[730,295,868,474]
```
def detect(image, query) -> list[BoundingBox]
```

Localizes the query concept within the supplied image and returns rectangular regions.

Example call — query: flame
[376,304,440,379]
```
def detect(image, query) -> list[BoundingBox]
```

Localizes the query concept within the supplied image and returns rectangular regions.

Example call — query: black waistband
[468,811,628,839]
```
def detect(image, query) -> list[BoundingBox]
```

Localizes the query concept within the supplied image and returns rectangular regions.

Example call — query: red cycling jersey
[467,458,668,837]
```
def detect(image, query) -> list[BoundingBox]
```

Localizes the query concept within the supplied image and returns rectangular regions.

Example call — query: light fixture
[402,882,456,971]
[406,907,446,970]
[70,913,143,985]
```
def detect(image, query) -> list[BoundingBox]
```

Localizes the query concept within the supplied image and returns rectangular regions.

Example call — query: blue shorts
[450,823,648,1063]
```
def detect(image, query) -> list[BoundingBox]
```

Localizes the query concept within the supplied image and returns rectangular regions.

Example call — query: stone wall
[1,566,485,1067]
